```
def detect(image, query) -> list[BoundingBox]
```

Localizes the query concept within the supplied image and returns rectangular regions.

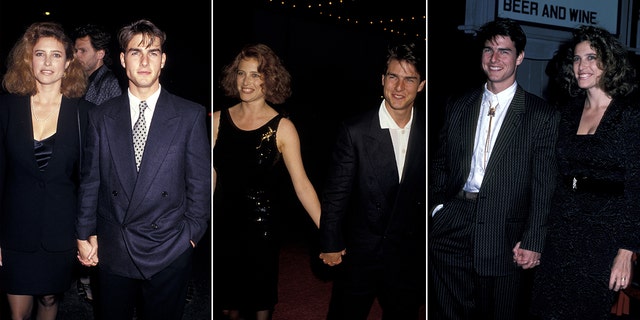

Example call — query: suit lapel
[128,91,180,211]
[485,86,526,172]
[14,96,37,168]
[14,97,78,177]
[401,106,425,183]
[46,98,77,177]
[366,111,399,189]
[460,91,483,177]
[104,99,137,197]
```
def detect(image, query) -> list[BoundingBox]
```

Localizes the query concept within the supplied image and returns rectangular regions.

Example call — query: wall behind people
[0,1,211,112]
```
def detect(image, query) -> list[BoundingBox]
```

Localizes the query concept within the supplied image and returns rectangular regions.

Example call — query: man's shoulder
[444,87,483,109]
[158,89,207,117]
[160,90,203,108]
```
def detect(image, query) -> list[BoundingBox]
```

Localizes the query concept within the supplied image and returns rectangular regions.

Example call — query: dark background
[0,0,212,110]
[0,2,213,318]
[213,0,426,200]
[0,0,434,255]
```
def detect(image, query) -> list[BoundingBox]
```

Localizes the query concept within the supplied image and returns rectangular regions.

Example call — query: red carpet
[273,241,383,320]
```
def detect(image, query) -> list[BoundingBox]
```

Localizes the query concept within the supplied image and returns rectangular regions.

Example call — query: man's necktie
[133,101,148,172]
[484,97,498,168]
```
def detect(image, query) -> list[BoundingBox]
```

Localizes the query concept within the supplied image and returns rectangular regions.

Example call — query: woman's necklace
[31,106,55,122]
[31,94,61,122]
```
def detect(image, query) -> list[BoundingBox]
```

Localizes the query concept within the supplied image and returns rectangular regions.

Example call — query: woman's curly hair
[555,25,637,98]
[219,43,291,105]
[2,21,87,97]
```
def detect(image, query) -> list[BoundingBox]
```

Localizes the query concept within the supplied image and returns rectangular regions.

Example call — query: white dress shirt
[463,82,517,192]
[378,100,413,182]
[129,85,161,130]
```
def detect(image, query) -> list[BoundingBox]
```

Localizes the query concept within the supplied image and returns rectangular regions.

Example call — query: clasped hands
[77,235,99,267]
[319,249,346,267]
[512,241,541,270]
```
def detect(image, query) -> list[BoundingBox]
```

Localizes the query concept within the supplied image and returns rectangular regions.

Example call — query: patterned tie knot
[133,101,149,171]
[139,100,148,113]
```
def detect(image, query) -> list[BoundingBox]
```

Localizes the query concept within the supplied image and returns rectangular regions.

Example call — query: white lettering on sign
[498,0,618,34]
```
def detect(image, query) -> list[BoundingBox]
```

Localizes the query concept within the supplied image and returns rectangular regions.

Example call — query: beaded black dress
[530,97,640,319]
[213,108,286,312]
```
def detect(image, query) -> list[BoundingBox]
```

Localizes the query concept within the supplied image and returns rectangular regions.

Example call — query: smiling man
[428,18,560,320]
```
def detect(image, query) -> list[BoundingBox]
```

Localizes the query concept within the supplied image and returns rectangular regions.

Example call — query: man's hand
[319,249,346,266]
[512,241,541,269]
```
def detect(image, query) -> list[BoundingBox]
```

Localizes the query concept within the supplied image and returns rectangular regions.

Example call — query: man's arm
[319,123,356,264]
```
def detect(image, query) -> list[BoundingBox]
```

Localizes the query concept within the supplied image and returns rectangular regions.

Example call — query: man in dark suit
[72,22,123,306]
[429,18,559,319]
[75,19,211,320]
[319,41,426,319]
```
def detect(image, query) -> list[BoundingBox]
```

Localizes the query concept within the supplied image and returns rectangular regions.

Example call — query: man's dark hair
[74,24,114,65]
[476,18,527,56]
[385,41,425,81]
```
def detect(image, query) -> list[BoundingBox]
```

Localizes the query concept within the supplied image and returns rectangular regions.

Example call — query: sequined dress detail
[213,108,285,311]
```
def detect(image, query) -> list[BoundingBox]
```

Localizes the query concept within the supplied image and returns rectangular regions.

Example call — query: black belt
[456,190,479,200]
[563,176,624,195]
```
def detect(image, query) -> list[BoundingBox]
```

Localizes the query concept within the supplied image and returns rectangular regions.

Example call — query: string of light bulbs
[266,0,425,40]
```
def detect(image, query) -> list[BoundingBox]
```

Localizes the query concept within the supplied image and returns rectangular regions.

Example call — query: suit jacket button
[112,191,118,196]
[161,191,168,197]
[151,223,158,229]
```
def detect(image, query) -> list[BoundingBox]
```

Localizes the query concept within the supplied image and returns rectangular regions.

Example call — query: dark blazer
[76,88,211,279]
[320,105,426,286]
[429,85,559,276]
[0,94,92,252]
[84,64,122,106]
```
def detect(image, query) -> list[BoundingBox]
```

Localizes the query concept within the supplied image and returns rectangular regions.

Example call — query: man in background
[72,23,123,307]
[74,23,122,106]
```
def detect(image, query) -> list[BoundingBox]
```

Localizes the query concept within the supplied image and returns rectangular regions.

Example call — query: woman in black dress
[531,25,640,319]
[0,22,93,319]
[212,43,321,320]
